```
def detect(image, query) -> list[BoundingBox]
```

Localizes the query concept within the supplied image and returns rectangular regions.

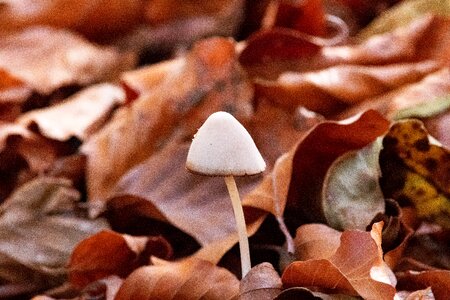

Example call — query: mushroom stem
[224,175,251,277]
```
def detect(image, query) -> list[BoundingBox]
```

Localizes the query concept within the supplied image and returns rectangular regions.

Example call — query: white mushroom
[186,111,266,277]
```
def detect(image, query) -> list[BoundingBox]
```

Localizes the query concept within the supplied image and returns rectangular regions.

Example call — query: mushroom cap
[186,111,266,176]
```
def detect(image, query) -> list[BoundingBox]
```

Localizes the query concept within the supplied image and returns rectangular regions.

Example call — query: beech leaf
[114,257,239,300]
[282,223,396,299]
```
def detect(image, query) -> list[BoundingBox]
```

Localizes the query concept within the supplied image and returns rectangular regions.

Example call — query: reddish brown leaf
[83,37,253,214]
[239,28,321,66]
[294,223,341,261]
[282,223,396,299]
[69,230,172,288]
[115,257,239,300]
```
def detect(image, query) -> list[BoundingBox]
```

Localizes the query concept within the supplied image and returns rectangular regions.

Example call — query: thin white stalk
[224,175,251,278]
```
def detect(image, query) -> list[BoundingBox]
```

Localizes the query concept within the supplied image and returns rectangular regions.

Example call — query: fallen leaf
[322,139,385,230]
[379,119,450,228]
[69,230,172,288]
[285,110,390,226]
[0,177,109,294]
[83,37,253,213]
[294,223,341,261]
[395,287,435,300]
[239,262,282,300]
[109,142,265,264]
[19,84,125,141]
[282,223,396,299]
[0,26,135,96]
[114,257,240,300]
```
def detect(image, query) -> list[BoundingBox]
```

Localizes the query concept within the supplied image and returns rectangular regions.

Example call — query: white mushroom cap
[186,111,266,176]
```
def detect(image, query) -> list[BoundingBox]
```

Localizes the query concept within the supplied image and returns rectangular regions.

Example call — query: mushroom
[186,111,266,277]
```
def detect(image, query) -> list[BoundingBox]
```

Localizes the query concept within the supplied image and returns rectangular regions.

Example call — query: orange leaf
[115,257,239,300]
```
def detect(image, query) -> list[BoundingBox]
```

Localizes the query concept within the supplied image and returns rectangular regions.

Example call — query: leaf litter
[0,1,448,299]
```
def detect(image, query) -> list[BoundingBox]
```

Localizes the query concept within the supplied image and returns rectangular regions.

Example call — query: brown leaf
[69,230,172,288]
[0,177,109,294]
[239,262,282,300]
[294,223,341,261]
[396,270,450,300]
[395,287,435,300]
[109,142,266,264]
[282,223,396,299]
[19,84,125,141]
[0,26,135,96]
[255,61,439,115]
[83,37,253,214]
[239,28,320,66]
[115,257,239,300]
[285,110,390,226]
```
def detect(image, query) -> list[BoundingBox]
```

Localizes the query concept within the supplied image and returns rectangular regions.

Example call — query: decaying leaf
[322,139,385,230]
[282,223,396,300]
[380,119,450,228]
[0,26,135,96]
[18,84,125,141]
[69,230,172,288]
[0,177,109,293]
[239,262,282,300]
[114,257,239,300]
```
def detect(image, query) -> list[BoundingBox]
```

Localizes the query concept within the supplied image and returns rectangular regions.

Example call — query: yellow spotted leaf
[380,119,450,228]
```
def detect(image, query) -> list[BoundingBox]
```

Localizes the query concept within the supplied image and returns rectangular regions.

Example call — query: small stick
[224,175,251,277]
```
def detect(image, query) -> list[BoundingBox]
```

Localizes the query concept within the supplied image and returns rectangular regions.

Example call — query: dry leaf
[83,37,253,214]
[109,142,265,264]
[282,223,396,299]
[0,26,134,95]
[294,223,341,261]
[69,230,172,288]
[18,84,125,141]
[380,119,450,228]
[0,177,109,294]
[115,257,239,300]
[239,262,282,300]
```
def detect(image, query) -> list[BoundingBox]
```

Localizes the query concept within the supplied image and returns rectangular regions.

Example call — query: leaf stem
[224,175,251,278]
